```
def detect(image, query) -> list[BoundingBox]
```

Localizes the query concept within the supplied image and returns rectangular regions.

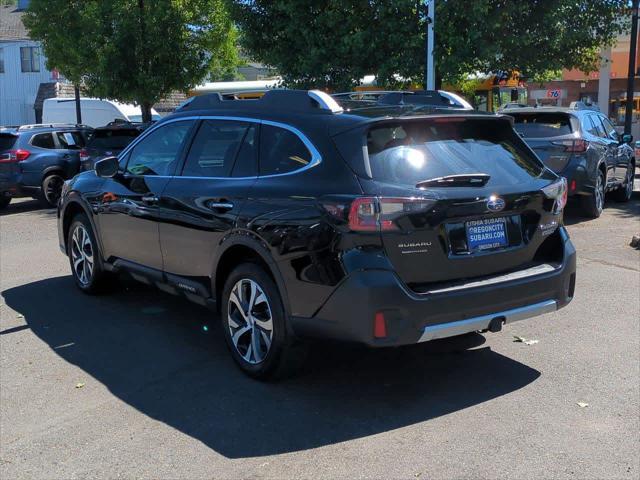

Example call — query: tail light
[344,197,435,232]
[79,149,90,162]
[0,149,31,163]
[542,177,568,215]
[551,139,587,153]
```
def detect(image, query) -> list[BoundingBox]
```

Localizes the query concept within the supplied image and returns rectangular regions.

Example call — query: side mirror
[622,133,633,144]
[94,156,119,178]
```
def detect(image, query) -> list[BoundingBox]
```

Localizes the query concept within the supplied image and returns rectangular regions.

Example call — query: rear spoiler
[330,112,514,136]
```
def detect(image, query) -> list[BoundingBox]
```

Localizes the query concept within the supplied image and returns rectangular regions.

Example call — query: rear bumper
[0,175,40,198]
[290,227,576,347]
[560,158,594,196]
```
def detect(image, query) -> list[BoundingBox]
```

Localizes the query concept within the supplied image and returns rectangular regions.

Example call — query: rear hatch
[509,111,582,173]
[0,133,20,181]
[82,128,140,169]
[334,115,563,290]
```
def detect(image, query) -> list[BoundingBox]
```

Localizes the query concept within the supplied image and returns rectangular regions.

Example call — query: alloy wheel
[43,175,64,206]
[595,172,604,213]
[626,167,635,197]
[70,225,94,286]
[227,278,274,364]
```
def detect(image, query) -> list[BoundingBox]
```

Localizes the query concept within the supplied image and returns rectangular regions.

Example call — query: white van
[42,98,161,128]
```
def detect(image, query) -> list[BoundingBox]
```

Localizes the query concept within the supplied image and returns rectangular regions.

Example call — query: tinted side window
[232,124,258,177]
[259,125,312,176]
[126,121,193,176]
[599,116,617,139]
[31,133,56,149]
[588,115,605,137]
[182,120,252,178]
[56,131,85,149]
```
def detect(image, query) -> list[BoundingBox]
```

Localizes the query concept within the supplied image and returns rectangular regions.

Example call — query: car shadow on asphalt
[2,276,541,459]
[563,191,639,226]
[0,200,55,217]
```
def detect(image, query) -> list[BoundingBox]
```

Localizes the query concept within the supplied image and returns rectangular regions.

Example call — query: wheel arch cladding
[598,161,607,180]
[214,242,289,315]
[41,165,67,182]
[62,201,90,253]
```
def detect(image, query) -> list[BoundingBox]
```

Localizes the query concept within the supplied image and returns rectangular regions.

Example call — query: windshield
[87,130,140,150]
[510,113,573,138]
[366,118,544,187]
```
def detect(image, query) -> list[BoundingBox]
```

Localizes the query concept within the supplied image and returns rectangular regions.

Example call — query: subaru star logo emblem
[486,196,506,212]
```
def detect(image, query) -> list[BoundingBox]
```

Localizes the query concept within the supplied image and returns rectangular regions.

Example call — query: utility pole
[425,0,435,90]
[624,0,639,135]
[74,85,82,125]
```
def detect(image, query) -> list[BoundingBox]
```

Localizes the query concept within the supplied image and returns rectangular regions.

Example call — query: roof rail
[17,123,93,131]
[332,90,473,110]
[569,101,600,112]
[177,89,344,114]
[308,90,344,113]
[377,90,473,109]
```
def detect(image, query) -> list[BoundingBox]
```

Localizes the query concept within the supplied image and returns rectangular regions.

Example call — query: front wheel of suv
[221,263,306,380]
[581,169,605,218]
[68,214,110,294]
[612,164,635,202]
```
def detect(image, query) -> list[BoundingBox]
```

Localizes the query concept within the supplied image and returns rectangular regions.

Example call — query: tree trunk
[140,102,153,123]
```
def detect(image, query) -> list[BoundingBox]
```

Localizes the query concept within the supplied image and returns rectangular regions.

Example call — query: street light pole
[624,0,639,135]
[425,0,435,90]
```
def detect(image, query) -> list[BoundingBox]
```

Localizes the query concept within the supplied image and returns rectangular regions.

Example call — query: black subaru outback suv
[57,90,576,379]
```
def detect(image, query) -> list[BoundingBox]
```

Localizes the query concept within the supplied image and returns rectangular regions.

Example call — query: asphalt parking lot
[1,188,639,479]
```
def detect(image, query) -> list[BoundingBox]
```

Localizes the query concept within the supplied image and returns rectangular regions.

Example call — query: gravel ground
[1,186,638,480]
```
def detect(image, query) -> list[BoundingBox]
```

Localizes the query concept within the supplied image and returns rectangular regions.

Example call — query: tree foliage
[232,0,628,90]
[25,0,238,120]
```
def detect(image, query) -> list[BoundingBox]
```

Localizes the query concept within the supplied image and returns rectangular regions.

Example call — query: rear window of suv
[0,134,17,150]
[87,129,140,150]
[364,118,544,187]
[509,112,573,138]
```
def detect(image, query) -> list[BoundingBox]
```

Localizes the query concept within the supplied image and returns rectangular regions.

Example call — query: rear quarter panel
[235,137,367,318]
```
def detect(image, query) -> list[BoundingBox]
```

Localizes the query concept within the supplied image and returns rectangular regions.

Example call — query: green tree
[232,0,627,90]
[25,0,239,121]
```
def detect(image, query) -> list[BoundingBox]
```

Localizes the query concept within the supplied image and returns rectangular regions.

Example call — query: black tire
[38,172,65,208]
[0,195,10,210]
[580,169,605,218]
[67,213,110,294]
[221,263,306,380]
[612,163,635,202]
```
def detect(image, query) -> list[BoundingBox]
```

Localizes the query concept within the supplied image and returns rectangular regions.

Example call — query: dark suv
[505,106,635,218]
[57,90,576,379]
[1,124,92,209]
[80,121,150,172]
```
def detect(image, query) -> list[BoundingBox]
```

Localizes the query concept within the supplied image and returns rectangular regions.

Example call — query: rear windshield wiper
[415,173,491,188]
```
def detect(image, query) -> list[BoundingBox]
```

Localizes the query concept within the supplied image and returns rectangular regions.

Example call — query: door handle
[207,201,234,211]
[141,195,159,204]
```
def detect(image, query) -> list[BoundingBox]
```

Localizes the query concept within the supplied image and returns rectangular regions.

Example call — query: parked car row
[0,120,150,209]
[57,89,577,379]
[503,105,635,217]
[3,90,634,379]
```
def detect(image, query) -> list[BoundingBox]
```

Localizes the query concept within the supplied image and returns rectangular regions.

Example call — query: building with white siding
[0,0,56,126]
